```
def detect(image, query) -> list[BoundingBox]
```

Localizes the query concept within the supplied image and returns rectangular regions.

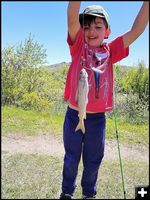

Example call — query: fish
[75,68,89,134]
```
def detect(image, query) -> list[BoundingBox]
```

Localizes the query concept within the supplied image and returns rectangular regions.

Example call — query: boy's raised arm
[123,1,149,48]
[67,1,81,43]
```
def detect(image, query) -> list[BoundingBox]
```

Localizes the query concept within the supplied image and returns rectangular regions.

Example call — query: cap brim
[79,13,109,29]
[79,13,105,21]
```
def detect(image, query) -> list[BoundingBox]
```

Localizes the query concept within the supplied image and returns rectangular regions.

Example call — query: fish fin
[75,120,85,134]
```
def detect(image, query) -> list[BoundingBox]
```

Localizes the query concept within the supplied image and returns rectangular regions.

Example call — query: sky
[2,1,149,67]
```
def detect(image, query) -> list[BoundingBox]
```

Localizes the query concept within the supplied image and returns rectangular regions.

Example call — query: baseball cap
[79,5,110,29]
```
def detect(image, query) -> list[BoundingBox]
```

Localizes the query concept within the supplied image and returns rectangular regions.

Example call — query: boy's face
[83,17,107,47]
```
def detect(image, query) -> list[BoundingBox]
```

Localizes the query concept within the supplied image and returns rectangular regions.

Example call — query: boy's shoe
[59,193,73,199]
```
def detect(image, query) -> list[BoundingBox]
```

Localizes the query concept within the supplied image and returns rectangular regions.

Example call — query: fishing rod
[113,87,127,199]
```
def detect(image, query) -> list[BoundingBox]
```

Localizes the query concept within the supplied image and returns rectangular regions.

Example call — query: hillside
[44,62,70,72]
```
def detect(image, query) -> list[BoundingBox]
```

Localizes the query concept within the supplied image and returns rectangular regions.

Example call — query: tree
[114,64,127,93]
[121,61,149,100]
[2,34,48,105]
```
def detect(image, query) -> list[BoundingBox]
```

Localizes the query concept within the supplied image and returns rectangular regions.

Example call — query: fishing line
[81,14,110,98]
[81,9,126,198]
[81,12,94,88]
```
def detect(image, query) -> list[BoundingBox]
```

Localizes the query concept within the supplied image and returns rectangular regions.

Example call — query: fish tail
[75,119,85,134]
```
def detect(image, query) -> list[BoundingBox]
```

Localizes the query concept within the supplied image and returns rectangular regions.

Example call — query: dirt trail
[2,134,149,163]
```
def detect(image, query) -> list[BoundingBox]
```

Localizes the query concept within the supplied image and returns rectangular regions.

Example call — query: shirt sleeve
[108,36,129,64]
[67,28,84,57]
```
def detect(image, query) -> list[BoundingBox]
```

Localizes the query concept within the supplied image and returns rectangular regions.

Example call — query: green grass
[2,105,148,145]
[2,152,148,199]
[96,159,149,199]
[106,117,148,145]
[2,105,64,136]
[2,152,63,199]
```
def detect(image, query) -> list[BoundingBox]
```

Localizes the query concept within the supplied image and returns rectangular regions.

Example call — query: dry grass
[2,151,149,199]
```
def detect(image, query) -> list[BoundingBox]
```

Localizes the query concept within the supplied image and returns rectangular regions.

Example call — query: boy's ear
[104,28,111,39]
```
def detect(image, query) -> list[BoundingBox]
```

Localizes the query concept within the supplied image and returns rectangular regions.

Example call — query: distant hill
[44,61,133,73]
[44,62,70,72]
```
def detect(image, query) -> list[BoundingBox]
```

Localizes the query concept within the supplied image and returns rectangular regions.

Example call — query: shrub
[19,92,53,112]
[114,93,149,124]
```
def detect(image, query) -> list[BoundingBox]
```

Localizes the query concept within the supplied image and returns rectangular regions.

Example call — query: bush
[19,92,53,112]
[114,93,149,124]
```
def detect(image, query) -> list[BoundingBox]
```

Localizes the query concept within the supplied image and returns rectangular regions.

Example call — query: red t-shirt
[64,28,129,112]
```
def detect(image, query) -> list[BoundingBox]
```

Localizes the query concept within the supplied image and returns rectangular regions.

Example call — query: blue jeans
[61,106,106,197]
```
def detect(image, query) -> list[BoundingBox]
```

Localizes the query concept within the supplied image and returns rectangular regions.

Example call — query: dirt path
[2,134,149,163]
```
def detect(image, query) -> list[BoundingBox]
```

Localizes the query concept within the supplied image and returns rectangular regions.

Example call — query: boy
[60,1,149,199]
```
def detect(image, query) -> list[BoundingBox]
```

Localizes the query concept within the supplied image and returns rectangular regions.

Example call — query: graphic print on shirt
[80,43,110,106]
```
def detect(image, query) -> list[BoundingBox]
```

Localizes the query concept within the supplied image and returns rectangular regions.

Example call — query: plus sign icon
[135,186,149,199]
